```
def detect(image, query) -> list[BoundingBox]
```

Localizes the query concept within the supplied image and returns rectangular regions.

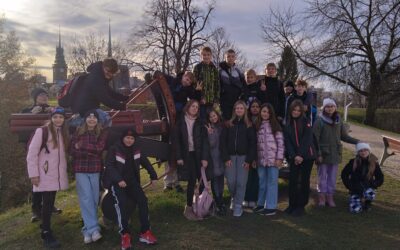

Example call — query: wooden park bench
[380,135,400,165]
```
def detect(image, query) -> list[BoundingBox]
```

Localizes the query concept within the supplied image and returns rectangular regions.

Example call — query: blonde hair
[45,118,69,154]
[245,69,257,77]
[228,100,252,128]
[183,71,195,84]
[77,120,103,139]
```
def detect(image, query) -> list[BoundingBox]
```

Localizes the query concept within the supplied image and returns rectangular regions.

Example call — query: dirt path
[343,123,400,180]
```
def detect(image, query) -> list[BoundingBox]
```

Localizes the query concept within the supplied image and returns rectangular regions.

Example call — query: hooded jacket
[259,77,285,118]
[219,62,244,107]
[257,121,285,167]
[73,61,129,116]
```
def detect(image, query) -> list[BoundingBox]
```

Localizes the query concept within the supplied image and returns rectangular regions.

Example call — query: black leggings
[186,152,201,207]
[288,159,314,209]
[211,175,224,207]
[39,191,56,232]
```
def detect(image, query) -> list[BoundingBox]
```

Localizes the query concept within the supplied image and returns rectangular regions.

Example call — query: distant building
[52,29,68,86]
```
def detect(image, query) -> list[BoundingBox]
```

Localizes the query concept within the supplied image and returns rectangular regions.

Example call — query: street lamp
[344,52,355,122]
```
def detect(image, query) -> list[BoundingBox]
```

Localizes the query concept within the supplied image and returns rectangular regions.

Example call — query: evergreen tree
[277,45,298,82]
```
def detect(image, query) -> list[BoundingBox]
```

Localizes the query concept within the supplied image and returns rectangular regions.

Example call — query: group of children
[24,49,384,249]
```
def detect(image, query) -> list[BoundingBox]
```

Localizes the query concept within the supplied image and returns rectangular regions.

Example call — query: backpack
[57,73,88,108]
[192,167,214,218]
[26,127,49,154]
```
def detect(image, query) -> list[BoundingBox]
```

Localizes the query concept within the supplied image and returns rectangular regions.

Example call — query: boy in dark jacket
[103,128,158,249]
[71,58,129,127]
[242,69,265,106]
[341,143,384,213]
[284,79,313,124]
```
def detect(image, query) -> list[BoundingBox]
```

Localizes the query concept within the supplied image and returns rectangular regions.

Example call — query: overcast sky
[1,0,305,81]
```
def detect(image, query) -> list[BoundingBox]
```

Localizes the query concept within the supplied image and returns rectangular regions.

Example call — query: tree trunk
[365,74,380,125]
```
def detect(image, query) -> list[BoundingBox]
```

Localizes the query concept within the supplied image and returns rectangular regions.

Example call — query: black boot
[41,230,61,248]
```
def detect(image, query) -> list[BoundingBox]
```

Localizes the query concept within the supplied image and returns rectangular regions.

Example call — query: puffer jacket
[257,121,285,167]
[27,127,68,192]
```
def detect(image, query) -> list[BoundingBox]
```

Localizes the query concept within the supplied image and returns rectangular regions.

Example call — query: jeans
[225,155,248,206]
[317,164,339,194]
[76,173,101,237]
[69,109,111,128]
[257,166,279,209]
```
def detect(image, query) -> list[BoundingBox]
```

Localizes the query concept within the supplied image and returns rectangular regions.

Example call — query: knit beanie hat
[356,142,371,152]
[120,128,137,140]
[50,107,66,117]
[31,88,48,104]
[84,109,99,120]
[322,98,337,110]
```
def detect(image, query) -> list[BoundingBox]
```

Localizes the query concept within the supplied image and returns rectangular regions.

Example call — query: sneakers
[233,205,243,217]
[260,209,276,216]
[248,201,256,208]
[139,230,157,245]
[253,206,264,213]
[183,205,201,221]
[318,193,326,207]
[31,212,40,223]
[52,206,62,214]
[229,198,234,210]
[121,233,132,250]
[41,230,61,248]
[91,230,102,242]
[326,194,336,207]
[284,206,295,215]
[216,204,227,216]
[242,201,249,207]
[163,186,173,192]
[83,234,92,244]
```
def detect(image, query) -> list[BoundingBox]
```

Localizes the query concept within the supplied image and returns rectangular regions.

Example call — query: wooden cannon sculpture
[9,76,176,223]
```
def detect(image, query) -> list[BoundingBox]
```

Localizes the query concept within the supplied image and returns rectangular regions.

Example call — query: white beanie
[322,98,337,110]
[356,142,371,152]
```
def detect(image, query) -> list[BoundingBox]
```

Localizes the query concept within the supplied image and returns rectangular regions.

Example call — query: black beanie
[284,80,295,88]
[120,128,137,140]
[31,88,48,105]
[83,109,100,120]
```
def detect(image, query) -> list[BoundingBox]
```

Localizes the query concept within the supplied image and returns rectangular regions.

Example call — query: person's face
[358,149,370,159]
[85,115,98,129]
[291,106,301,118]
[235,104,246,117]
[225,52,236,66]
[188,102,199,116]
[266,66,277,77]
[51,114,65,127]
[250,102,260,116]
[245,73,257,85]
[201,51,212,64]
[209,111,219,124]
[103,67,117,80]
[182,74,192,86]
[36,93,48,105]
[284,86,294,94]
[324,104,336,116]
[123,136,135,147]
[260,107,270,120]
[295,85,306,95]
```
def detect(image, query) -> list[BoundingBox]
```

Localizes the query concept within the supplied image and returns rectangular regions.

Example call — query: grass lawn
[0,149,399,249]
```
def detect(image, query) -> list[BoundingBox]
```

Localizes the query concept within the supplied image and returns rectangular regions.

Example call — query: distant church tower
[53,28,68,85]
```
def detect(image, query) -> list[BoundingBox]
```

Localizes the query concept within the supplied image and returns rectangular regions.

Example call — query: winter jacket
[220,118,257,164]
[193,62,220,104]
[27,127,68,192]
[70,130,108,173]
[259,77,285,118]
[102,141,157,189]
[285,91,313,123]
[74,61,129,116]
[242,81,265,105]
[284,116,317,161]
[257,121,285,167]
[313,114,358,164]
[341,156,384,195]
[207,124,225,177]
[219,62,244,108]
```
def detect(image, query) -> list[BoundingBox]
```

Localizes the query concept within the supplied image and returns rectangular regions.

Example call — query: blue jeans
[69,109,111,128]
[257,166,279,209]
[76,173,100,237]
[225,155,248,206]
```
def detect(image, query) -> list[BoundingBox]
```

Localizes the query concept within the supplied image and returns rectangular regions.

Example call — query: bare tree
[129,0,214,75]
[261,0,400,125]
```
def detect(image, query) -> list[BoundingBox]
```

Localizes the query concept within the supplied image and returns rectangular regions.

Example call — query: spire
[58,25,61,48]
[108,18,112,58]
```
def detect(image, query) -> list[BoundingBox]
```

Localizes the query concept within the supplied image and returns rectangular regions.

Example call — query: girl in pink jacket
[253,103,285,216]
[26,107,69,248]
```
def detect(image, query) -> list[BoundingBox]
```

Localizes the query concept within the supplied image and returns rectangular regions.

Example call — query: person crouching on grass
[103,128,158,250]
[341,143,384,213]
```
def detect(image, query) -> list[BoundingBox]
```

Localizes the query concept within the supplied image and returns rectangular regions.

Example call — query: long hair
[45,117,69,154]
[353,153,378,180]
[183,99,200,118]
[257,103,282,135]
[77,120,103,139]
[228,100,252,128]
[248,99,261,118]
[206,108,223,127]
[287,99,305,124]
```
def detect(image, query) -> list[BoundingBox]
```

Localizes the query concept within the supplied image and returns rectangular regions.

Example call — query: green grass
[1,150,400,249]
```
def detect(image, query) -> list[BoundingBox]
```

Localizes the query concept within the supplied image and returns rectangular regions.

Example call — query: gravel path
[343,123,400,180]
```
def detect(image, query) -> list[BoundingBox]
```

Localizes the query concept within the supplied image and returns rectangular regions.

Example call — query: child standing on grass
[70,110,107,244]
[313,98,359,207]
[341,143,384,213]
[284,100,317,217]
[243,99,261,208]
[26,107,69,248]
[220,100,257,217]
[253,104,284,216]
[205,109,226,215]
[193,46,220,120]
[103,128,158,250]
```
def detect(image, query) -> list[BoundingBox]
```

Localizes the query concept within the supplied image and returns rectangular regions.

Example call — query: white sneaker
[230,198,234,210]
[91,231,102,242]
[84,234,92,244]
[233,205,243,217]
[242,201,249,207]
